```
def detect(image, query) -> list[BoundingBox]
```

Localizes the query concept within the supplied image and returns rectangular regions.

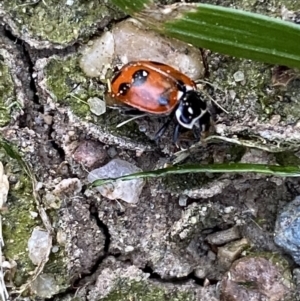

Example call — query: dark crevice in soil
[73,204,111,288]
[142,264,215,286]
[23,45,41,106]
[50,139,66,161]
[142,265,161,279]
[190,272,219,286]
[3,26,22,44]
[4,25,44,125]
[4,26,38,103]
[90,204,111,253]
[285,179,300,197]
[46,287,77,301]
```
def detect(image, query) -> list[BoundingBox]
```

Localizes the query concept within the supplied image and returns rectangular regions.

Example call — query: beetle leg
[122,108,145,116]
[154,116,173,141]
[192,124,201,141]
[173,123,181,144]
[154,108,177,141]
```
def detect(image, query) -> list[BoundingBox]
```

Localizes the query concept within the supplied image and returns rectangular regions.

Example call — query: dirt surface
[1,1,300,300]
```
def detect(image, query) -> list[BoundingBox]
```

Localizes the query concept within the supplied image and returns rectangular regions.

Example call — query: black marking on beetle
[132,69,149,86]
[176,80,186,92]
[178,91,206,125]
[118,82,131,96]
[146,61,167,67]
[111,69,123,85]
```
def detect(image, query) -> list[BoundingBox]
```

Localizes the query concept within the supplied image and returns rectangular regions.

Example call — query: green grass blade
[91,163,300,187]
[162,4,300,68]
[0,140,23,161]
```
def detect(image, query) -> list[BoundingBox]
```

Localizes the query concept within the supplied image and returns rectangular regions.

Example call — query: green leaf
[91,163,300,187]
[163,4,300,68]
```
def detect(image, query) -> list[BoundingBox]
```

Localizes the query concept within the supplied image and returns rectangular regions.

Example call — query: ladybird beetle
[105,60,211,143]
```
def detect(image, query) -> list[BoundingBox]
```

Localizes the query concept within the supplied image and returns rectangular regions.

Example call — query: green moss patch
[102,281,194,301]
[2,160,39,286]
[0,58,16,127]
[2,1,123,46]
[0,148,68,290]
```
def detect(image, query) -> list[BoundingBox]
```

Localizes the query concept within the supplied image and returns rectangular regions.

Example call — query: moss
[45,56,89,112]
[2,1,123,46]
[208,57,271,118]
[275,151,300,166]
[227,144,246,161]
[2,162,39,286]
[208,54,300,124]
[0,58,16,127]
[1,148,68,290]
[102,281,194,301]
[163,173,213,194]
[45,55,102,120]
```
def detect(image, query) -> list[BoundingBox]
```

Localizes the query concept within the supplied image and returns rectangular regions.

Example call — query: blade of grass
[162,4,300,68]
[111,0,300,69]
[91,163,300,187]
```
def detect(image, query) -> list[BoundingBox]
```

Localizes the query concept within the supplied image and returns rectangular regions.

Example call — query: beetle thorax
[175,90,207,129]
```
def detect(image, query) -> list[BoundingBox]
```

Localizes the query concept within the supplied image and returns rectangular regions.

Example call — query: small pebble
[107,147,117,158]
[206,227,241,245]
[125,246,134,252]
[88,159,145,204]
[80,31,114,78]
[233,70,245,82]
[28,228,51,265]
[178,195,188,207]
[29,211,39,218]
[80,19,205,81]
[220,256,291,301]
[274,195,300,265]
[53,178,82,196]
[73,140,107,168]
[217,238,249,269]
[51,246,59,253]
[87,97,106,116]
[31,273,60,298]
[56,230,67,246]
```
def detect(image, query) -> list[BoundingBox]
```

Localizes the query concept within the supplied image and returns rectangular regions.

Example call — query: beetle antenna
[195,80,229,114]
[205,93,229,114]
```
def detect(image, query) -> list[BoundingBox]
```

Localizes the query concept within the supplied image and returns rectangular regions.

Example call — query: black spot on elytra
[118,82,131,95]
[132,70,149,86]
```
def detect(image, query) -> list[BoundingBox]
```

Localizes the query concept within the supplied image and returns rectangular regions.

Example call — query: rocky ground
[1,0,300,300]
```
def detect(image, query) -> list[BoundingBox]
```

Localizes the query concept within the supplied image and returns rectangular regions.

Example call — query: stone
[88,159,145,204]
[274,195,300,265]
[28,228,51,265]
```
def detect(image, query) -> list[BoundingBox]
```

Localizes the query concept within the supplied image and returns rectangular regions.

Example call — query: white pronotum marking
[188,107,193,115]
